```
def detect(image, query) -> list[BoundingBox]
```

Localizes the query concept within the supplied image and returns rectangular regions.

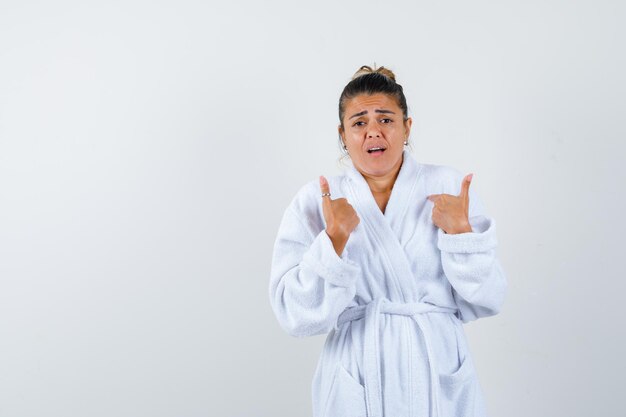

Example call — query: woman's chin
[355,152,403,177]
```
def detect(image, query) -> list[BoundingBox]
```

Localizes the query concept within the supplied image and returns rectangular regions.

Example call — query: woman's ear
[338,125,346,148]
[404,117,413,136]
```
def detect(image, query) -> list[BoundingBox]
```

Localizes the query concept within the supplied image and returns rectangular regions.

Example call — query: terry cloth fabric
[269,149,507,417]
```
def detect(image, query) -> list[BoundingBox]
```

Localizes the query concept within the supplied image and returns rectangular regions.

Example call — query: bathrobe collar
[344,149,422,238]
[343,150,424,302]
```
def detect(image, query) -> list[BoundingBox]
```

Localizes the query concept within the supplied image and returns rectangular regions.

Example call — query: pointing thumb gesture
[427,173,474,234]
[319,175,360,256]
[320,175,332,217]
[458,172,472,203]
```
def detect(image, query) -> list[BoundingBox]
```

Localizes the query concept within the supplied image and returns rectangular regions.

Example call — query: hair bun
[351,64,396,82]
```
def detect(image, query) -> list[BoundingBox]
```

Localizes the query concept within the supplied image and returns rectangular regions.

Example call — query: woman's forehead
[346,93,399,110]
[345,94,401,119]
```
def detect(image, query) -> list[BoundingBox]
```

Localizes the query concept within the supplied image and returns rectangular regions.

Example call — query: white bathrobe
[269,149,507,417]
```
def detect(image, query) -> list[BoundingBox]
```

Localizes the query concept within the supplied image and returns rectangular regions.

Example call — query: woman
[268,65,507,417]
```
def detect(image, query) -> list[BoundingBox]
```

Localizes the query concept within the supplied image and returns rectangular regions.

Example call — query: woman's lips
[367,145,386,153]
[367,149,385,156]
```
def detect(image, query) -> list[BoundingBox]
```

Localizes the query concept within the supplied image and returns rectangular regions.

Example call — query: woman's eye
[353,121,364,127]
[381,118,392,123]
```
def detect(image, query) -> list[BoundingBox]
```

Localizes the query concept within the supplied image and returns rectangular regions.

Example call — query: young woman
[269,65,507,417]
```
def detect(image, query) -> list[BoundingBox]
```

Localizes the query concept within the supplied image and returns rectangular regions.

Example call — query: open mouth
[367,146,386,154]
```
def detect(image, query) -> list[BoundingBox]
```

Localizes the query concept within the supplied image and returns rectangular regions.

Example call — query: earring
[404,140,408,146]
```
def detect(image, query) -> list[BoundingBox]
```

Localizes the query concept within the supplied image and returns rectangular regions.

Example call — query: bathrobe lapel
[345,150,423,301]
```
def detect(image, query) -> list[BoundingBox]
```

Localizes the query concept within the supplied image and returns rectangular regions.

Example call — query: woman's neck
[357,156,403,214]
[360,154,403,194]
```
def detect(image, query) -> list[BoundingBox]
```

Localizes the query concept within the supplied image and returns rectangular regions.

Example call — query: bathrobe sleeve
[269,190,361,337]
[437,170,508,323]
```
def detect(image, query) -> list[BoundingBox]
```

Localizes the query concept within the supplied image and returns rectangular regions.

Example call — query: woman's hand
[320,175,360,256]
[427,173,474,234]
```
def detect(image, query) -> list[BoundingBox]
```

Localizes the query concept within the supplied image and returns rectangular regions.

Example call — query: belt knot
[336,298,457,417]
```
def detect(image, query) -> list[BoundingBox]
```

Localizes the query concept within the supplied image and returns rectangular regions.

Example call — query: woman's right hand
[319,175,360,257]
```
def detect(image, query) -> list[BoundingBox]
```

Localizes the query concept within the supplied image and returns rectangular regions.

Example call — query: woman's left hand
[427,173,474,234]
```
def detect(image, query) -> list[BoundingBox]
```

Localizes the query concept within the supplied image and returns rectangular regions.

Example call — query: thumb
[320,175,331,196]
[319,176,332,214]
[459,173,473,200]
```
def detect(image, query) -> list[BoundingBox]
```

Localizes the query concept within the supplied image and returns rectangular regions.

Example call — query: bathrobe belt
[336,298,458,417]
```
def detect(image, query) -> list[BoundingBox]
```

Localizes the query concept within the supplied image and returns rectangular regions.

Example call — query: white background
[0,1,624,416]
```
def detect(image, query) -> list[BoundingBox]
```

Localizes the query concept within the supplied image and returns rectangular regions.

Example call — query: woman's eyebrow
[349,109,396,119]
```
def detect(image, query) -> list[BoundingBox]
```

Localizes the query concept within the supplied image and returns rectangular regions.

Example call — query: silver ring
[321,193,331,197]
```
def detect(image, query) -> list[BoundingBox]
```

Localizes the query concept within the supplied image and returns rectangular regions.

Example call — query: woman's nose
[367,127,381,138]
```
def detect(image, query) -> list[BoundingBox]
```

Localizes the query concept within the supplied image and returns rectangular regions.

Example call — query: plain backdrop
[1,1,624,416]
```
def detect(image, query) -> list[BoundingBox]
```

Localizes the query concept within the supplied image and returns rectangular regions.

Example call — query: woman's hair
[339,65,409,128]
[337,65,410,159]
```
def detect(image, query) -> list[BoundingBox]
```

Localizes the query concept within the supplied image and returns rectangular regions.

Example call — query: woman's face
[339,93,412,179]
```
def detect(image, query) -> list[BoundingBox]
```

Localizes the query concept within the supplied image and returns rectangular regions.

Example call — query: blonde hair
[351,64,397,82]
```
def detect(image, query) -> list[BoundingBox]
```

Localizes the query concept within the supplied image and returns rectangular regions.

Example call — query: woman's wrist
[326,228,349,256]
[446,221,473,234]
